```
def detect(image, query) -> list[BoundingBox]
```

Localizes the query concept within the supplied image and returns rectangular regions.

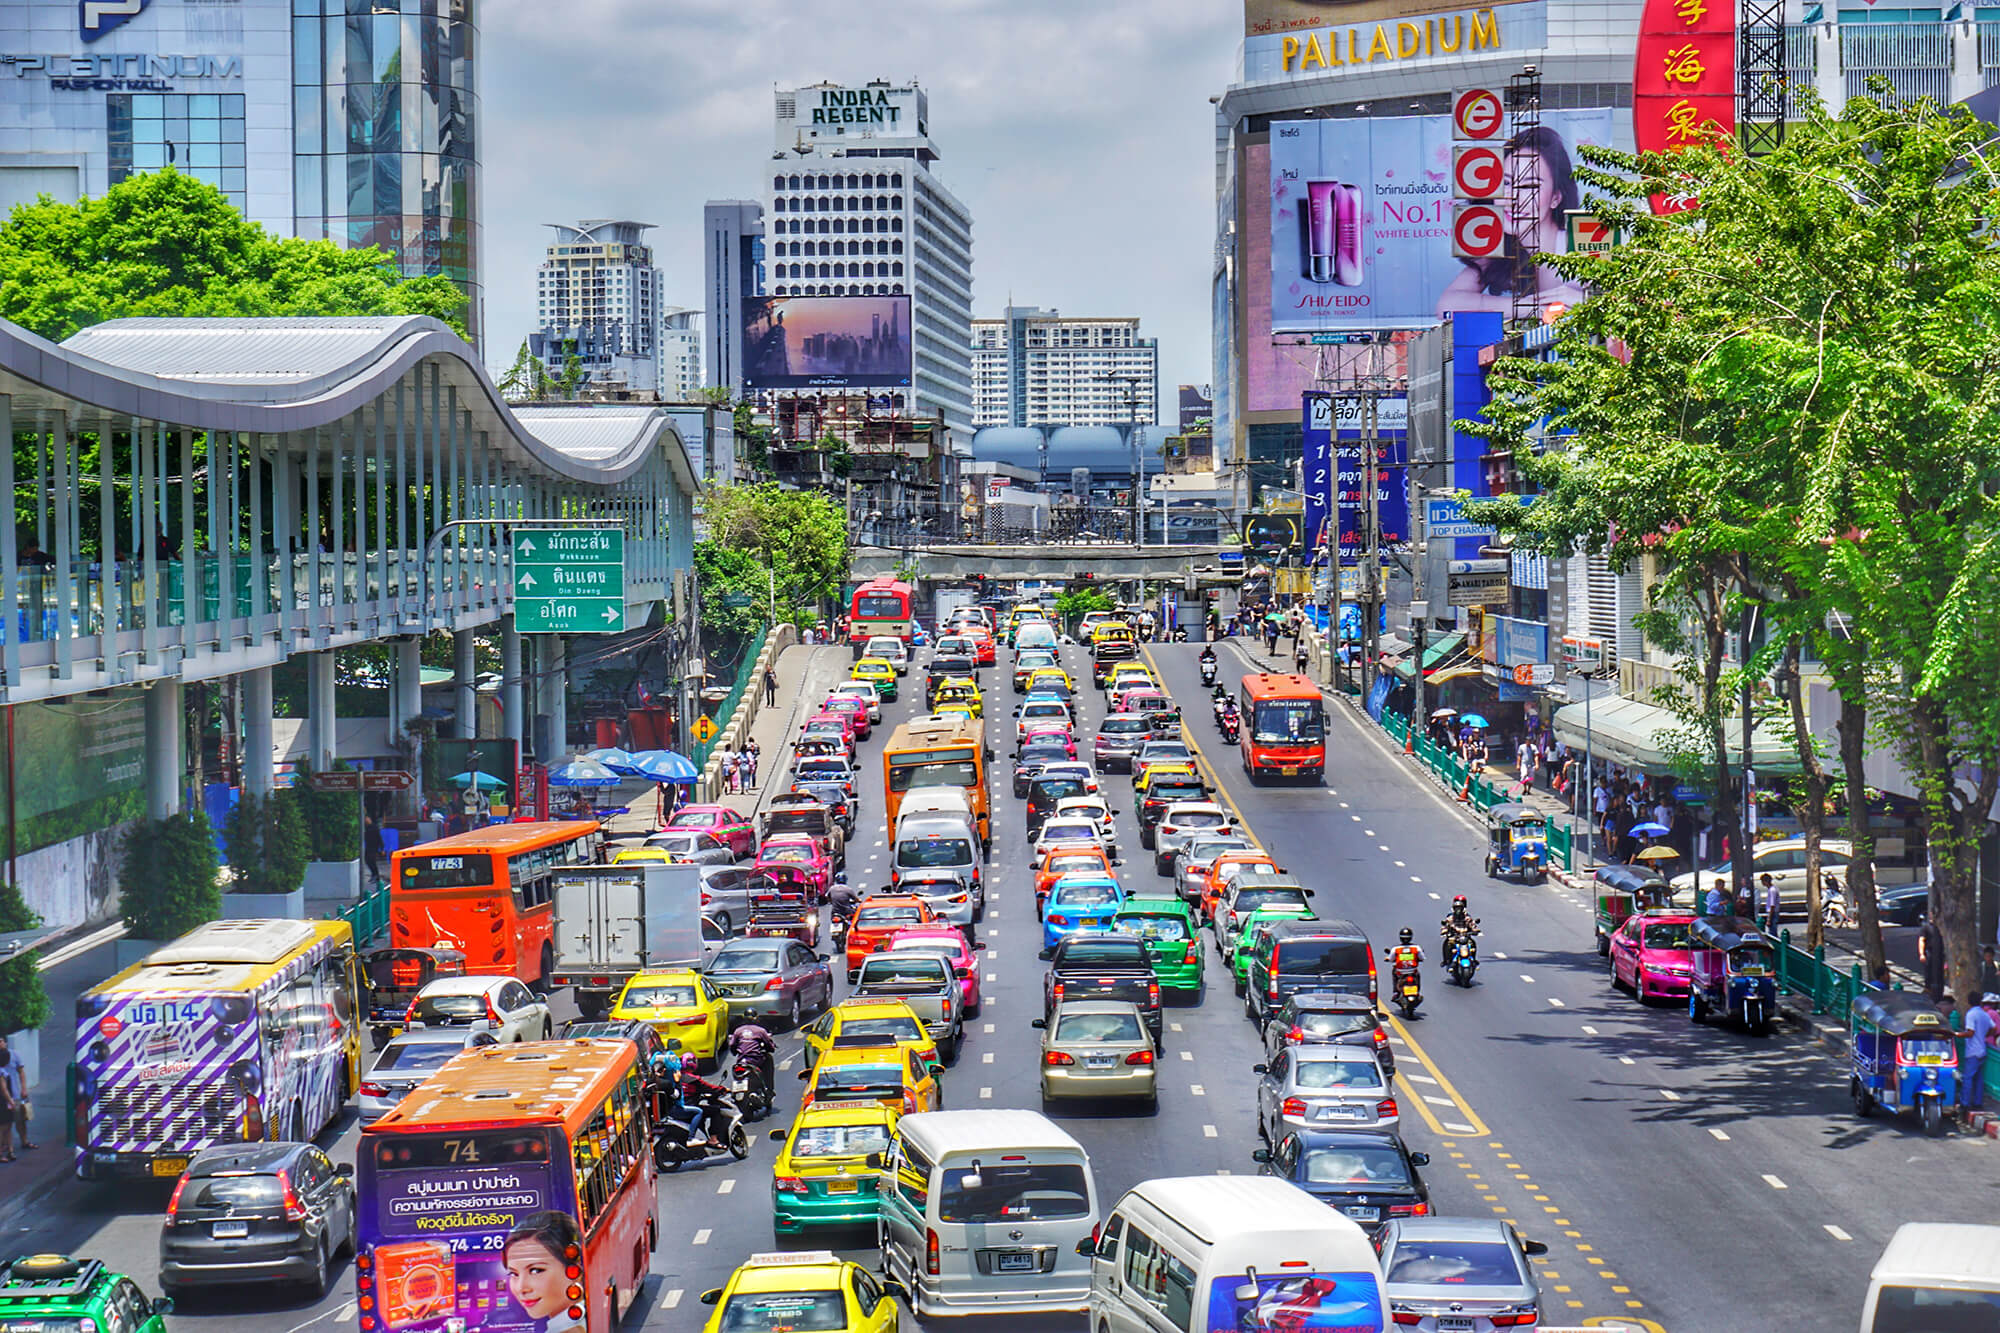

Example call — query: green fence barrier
[692,627,769,770]
[1775,930,1863,1016]
[335,882,391,946]
[1547,820,1575,872]
[1383,712,1409,745]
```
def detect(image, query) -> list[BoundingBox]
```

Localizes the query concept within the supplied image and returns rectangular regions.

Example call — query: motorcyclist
[726,1023,777,1107]
[1389,927,1425,973]
[1200,645,1218,681]
[645,1051,680,1122]
[827,873,861,921]
[1440,894,1482,946]
[677,1053,730,1149]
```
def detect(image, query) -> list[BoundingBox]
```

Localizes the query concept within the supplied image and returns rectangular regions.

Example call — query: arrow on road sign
[519,571,537,590]
[602,606,620,623]
[518,536,538,555]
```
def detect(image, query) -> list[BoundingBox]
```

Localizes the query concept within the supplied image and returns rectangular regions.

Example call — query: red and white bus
[1238,672,1328,783]
[847,577,914,653]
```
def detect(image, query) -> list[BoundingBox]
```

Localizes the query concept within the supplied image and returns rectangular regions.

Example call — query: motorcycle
[1445,932,1479,987]
[1200,656,1218,688]
[730,1050,776,1121]
[1219,711,1240,745]
[1387,951,1423,1019]
[653,1089,751,1168]
[1819,878,1853,930]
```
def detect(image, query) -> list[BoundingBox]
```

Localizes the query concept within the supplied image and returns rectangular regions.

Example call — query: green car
[1114,895,1204,997]
[1229,905,1319,994]
[0,1255,173,1332]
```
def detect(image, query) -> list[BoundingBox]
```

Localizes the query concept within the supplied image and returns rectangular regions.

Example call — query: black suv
[1138,775,1210,848]
[1025,774,1090,840]
[159,1142,356,1299]
[1262,989,1394,1075]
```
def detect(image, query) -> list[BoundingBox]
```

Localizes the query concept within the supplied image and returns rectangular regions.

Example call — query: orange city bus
[356,1039,657,1333]
[882,714,991,856]
[1238,672,1328,784]
[389,821,605,990]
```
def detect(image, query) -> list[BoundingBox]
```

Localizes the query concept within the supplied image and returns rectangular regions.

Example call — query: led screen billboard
[1269,108,1625,332]
[742,294,913,390]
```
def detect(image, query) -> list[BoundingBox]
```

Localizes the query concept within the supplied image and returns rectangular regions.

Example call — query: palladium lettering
[1280,10,1503,72]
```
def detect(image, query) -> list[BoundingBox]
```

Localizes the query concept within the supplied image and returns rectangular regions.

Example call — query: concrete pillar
[548,637,569,760]
[502,620,523,758]
[243,666,275,800]
[454,628,477,740]
[145,678,183,818]
[396,637,424,814]
[306,650,337,771]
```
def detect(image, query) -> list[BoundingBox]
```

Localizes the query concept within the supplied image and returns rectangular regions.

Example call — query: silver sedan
[701,938,834,1029]
[1377,1217,1548,1331]
[645,829,737,866]
[358,1030,498,1121]
[1254,1045,1399,1142]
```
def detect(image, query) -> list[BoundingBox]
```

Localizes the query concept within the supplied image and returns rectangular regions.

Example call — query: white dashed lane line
[1764,1174,1788,1190]
[982,1052,993,1064]
[716,1179,735,1194]
[1580,1025,1598,1035]
[979,1087,993,1099]
[1190,1084,1206,1096]
[693,1229,712,1245]
[1618,1056,1636,1065]
[1659,1089,1681,1101]
[1518,974,1536,983]
[1709,1128,1730,1141]
[1548,998,1565,1008]
[1825,1225,1852,1241]
[664,1290,683,1309]
[1179,1050,1194,1061]
[1203,1125,1218,1138]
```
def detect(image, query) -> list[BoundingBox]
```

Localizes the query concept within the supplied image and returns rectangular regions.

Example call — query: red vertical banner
[1634,0,1736,213]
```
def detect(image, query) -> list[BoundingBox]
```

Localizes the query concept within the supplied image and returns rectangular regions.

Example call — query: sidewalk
[717,642,856,820]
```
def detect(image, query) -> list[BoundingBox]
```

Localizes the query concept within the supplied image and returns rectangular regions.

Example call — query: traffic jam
[11,594,1962,1333]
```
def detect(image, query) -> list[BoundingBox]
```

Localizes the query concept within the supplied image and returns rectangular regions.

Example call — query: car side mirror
[1410,1151,1431,1166]
[817,954,830,962]
[768,1128,787,1141]
[1252,1063,1269,1075]
[336,1161,355,1178]
[1523,1239,1549,1256]
[797,1069,811,1081]
[151,1298,175,1316]
[1031,1018,1047,1029]
[1075,1238,1096,1257]
[866,1150,885,1169]
[700,1289,724,1306]
[882,1279,912,1304]
[1251,1147,1272,1163]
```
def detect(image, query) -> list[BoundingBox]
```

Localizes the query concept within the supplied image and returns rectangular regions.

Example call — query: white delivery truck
[549,861,703,1018]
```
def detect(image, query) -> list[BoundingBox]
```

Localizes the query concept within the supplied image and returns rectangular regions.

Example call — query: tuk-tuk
[1482,803,1550,882]
[1849,989,1960,1135]
[1686,916,1778,1035]
[1593,863,1672,955]
[744,889,819,948]
[361,946,467,1048]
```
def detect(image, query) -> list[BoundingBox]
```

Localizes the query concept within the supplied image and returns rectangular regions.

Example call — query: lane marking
[1708,1128,1730,1141]
[1493,952,1509,960]
[983,1023,995,1034]
[1825,1225,1852,1241]
[1394,860,1406,868]
[716,1178,735,1195]
[1580,1025,1598,1035]
[980,1086,992,1099]
[1519,974,1536,983]
[693,1228,712,1245]
[1658,1089,1681,1101]
[664,1289,683,1310]
[1203,1124,1218,1138]
[1170,1022,1184,1033]
[1190,1084,1207,1096]
[778,1056,794,1070]
[1412,876,1424,884]
[1424,1095,1456,1107]
[1618,1056,1635,1065]
[982,1052,993,1064]
[1407,1074,1438,1085]
[1180,1050,1194,1061]
[1548,998,1566,1008]
[1385,1014,1492,1138]
[1428,891,1440,899]
[1763,1174,1788,1190]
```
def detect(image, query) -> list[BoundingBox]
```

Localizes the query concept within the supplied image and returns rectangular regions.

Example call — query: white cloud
[479,0,1238,404]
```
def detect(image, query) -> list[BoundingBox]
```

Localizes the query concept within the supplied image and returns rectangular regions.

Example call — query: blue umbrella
[547,756,622,787]
[1459,713,1491,729]
[628,750,700,785]
[585,746,639,775]
[450,771,508,790]
[1629,821,1671,837]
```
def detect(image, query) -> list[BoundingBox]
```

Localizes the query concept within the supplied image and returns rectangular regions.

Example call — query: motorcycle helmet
[680,1053,700,1074]
[1452,894,1468,912]
[1398,927,1414,945]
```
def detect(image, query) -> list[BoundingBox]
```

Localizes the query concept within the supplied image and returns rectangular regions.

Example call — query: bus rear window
[399,854,493,889]
[856,595,906,618]
[888,759,977,792]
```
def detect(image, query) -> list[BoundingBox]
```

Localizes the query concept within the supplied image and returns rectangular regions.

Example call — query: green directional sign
[514,528,626,633]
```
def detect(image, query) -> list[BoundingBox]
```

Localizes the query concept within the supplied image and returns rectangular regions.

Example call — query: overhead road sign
[514,528,626,633]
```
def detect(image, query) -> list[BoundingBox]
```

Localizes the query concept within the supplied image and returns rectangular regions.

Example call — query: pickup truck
[762,792,848,869]
[851,950,966,1062]
[1042,934,1164,1043]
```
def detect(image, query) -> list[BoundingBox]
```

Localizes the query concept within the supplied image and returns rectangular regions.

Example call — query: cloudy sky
[480,0,1242,406]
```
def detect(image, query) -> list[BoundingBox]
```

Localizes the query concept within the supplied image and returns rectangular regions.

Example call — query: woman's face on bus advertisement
[505,1237,567,1318]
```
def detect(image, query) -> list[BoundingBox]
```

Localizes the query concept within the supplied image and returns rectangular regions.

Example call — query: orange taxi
[963,627,997,666]
[1199,850,1280,924]
[842,894,941,981]
[1033,844,1118,920]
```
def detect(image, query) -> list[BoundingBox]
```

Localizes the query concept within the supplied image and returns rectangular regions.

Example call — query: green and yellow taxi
[767,1101,900,1235]
[803,997,941,1067]
[609,967,729,1062]
[611,845,677,865]
[800,1043,942,1116]
[1114,895,1205,997]
[929,678,982,717]
[1229,903,1320,992]
[700,1250,904,1332]
[852,657,899,702]
[931,703,978,724]
[0,1255,173,1333]
[1135,762,1201,797]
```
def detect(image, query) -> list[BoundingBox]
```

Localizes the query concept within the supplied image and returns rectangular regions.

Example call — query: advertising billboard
[1269,108,1626,332]
[1303,393,1334,553]
[1248,0,1533,34]
[1334,396,1410,557]
[742,295,913,390]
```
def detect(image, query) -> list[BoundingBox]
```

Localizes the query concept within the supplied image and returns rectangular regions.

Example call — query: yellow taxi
[800,1043,942,1116]
[1135,761,1200,795]
[929,678,982,717]
[851,657,899,702]
[1105,661,1156,692]
[608,967,728,1062]
[610,846,676,865]
[802,997,940,1067]
[1025,666,1074,695]
[700,1250,904,1332]
[768,1100,900,1235]
[930,703,978,724]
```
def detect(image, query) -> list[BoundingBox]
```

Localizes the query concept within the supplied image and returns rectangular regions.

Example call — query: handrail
[333,882,391,947]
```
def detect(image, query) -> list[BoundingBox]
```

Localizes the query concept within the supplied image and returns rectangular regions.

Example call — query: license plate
[1342,1205,1379,1222]
[1439,1319,1475,1332]
[211,1220,249,1238]
[1085,1055,1117,1068]
[1282,766,1299,776]
[1317,1105,1365,1121]
[1916,1052,1946,1065]
[152,1157,188,1178]
[826,1180,859,1195]
[995,1252,1037,1273]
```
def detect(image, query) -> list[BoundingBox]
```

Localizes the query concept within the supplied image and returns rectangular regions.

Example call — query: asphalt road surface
[12,639,1993,1333]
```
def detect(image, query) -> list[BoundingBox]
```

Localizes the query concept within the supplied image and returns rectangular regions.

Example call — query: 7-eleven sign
[1565,211,1625,256]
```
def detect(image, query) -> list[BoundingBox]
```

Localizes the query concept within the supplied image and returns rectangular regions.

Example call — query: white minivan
[1859,1222,2000,1332]
[877,1109,1099,1318]
[865,634,910,674]
[1085,1176,1389,1333]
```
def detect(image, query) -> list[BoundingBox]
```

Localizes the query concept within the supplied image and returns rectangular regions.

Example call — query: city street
[9,639,1994,1332]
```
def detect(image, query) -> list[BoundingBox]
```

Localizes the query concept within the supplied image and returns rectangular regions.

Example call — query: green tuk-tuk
[1592,863,1672,956]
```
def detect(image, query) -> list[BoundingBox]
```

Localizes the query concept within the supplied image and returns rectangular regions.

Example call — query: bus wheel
[535,944,556,996]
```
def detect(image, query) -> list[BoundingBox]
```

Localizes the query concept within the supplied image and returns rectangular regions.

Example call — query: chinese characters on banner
[1632,0,1735,214]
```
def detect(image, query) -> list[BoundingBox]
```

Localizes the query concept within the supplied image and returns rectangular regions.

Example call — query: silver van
[877,1109,1098,1318]
[891,814,981,921]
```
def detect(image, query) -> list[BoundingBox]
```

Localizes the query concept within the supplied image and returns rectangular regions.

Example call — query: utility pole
[1361,391,1381,702]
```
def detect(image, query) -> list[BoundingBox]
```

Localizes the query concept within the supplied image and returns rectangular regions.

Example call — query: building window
[891,262,903,275]
[772,175,784,190]
[891,174,902,187]
[892,283,904,293]
[788,174,801,189]
[816,174,830,188]
[109,93,249,210]
[891,218,903,233]
[892,239,904,254]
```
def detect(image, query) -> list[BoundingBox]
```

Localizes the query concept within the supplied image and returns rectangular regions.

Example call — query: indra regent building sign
[808,86,911,128]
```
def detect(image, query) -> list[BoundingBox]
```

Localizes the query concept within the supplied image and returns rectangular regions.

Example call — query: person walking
[362,814,384,887]
[1919,916,1948,1005]
[764,666,779,707]
[743,742,760,789]
[722,750,740,796]
[0,1035,27,1157]
[1961,993,1997,1115]
[1762,873,1782,929]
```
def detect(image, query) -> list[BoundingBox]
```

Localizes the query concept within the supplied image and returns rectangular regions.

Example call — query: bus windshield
[1253,699,1326,744]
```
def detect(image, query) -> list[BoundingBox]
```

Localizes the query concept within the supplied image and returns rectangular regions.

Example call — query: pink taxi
[1609,909,1698,1002]
[754,833,833,898]
[666,803,757,860]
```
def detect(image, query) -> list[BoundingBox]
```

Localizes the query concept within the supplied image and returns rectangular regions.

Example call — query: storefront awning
[1552,694,1803,778]
[1387,632,1467,682]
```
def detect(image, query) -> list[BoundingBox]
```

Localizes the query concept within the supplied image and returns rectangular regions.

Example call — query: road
[12,638,1993,1332]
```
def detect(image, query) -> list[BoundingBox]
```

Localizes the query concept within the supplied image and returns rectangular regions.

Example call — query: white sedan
[1034,817,1116,862]
[406,976,553,1044]
[828,681,883,723]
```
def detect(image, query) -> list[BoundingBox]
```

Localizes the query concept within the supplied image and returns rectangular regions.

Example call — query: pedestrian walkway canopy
[1552,694,1803,778]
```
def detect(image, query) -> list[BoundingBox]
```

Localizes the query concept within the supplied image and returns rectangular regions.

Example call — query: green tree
[694,540,775,644]
[0,168,466,342]
[703,484,850,619]
[0,876,50,1036]
[120,809,220,942]
[222,790,311,897]
[497,338,555,402]
[294,763,361,862]
[1055,585,1114,636]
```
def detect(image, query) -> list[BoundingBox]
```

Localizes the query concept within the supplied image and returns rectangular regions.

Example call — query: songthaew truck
[550,861,703,1018]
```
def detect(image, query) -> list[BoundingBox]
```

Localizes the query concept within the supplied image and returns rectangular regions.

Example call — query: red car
[1609,909,1698,1001]
[885,927,981,1015]
[666,803,757,860]
[1020,726,1076,759]
[963,628,997,666]
[818,694,872,740]
[755,834,833,896]
[805,709,858,746]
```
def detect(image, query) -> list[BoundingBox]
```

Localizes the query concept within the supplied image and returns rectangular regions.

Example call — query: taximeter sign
[1453,87,1504,139]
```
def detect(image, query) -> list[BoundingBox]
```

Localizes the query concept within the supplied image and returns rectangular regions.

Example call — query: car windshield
[718,1291,849,1331]
[373,1041,470,1072]
[1021,745,1069,762]
[1100,717,1150,736]
[1643,922,1692,949]
[1253,698,1327,744]
[1120,914,1189,941]
[672,812,720,827]
[1298,1011,1374,1038]
[1149,783,1207,803]
[815,1066,902,1098]
[897,837,972,868]
[1294,1058,1383,1090]
[1732,945,1776,976]
[621,985,696,1008]
[1054,883,1119,907]
[938,1163,1092,1223]
[1042,821,1099,842]
[1056,1010,1144,1043]
[1236,888,1310,915]
[862,957,949,984]
[858,906,924,926]
[1032,780,1087,803]
[411,993,492,1023]
[1386,1239,1524,1286]
[1300,1145,1411,1185]
[762,845,815,864]
[1142,744,1192,760]
[188,1172,288,1207]
[791,1123,893,1159]
[709,946,785,973]
[836,1016,925,1044]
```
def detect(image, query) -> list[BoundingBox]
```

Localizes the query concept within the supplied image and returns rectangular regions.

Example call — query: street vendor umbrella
[1635,845,1681,862]
[547,756,621,787]
[628,750,700,784]
[1430,708,1458,719]
[1628,821,1671,837]
[1458,713,1491,729]
[585,746,638,774]
[450,771,508,790]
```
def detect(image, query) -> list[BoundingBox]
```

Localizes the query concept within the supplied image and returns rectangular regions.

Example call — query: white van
[865,634,910,674]
[877,1109,1098,1318]
[1085,1176,1388,1333]
[1859,1222,2000,1332]
[899,788,976,824]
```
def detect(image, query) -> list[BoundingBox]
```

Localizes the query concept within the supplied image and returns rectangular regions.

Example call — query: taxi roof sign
[746,1250,842,1266]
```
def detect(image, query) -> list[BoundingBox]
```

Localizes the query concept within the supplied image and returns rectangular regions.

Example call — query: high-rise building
[971,307,1158,429]
[528,220,665,395]
[764,80,973,442]
[0,0,484,343]
[703,199,765,398]
[661,308,702,401]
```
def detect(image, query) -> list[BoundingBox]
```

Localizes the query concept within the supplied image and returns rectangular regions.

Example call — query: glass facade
[108,95,249,212]
[290,0,480,339]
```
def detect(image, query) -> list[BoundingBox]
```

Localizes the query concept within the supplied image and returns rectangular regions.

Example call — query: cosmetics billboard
[742,294,914,390]
[1269,108,1627,332]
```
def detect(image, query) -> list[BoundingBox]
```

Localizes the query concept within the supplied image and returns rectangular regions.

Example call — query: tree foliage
[0,169,466,343]
[120,809,220,942]
[1055,585,1114,634]
[0,875,50,1035]
[223,790,311,897]
[703,484,849,614]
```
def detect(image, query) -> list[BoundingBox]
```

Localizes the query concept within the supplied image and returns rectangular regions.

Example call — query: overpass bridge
[851,543,1232,584]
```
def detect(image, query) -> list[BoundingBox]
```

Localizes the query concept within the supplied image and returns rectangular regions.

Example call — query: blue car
[1042,874,1126,952]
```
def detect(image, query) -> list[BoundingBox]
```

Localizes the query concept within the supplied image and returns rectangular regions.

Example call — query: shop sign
[1448,570,1510,606]
[1633,0,1736,214]
[1561,633,1605,667]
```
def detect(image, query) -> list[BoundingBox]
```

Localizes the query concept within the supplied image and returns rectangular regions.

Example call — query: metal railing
[1775,929,1863,1016]
[1784,23,1819,78]
[333,882,391,947]
[1841,22,1953,104]
[692,627,769,770]
[1380,710,1575,871]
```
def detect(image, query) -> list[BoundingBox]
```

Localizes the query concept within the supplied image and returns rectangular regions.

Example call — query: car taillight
[402,999,418,1025]
[1288,1026,1304,1042]
[903,1091,918,1113]
[926,1228,941,1276]
[1374,1029,1389,1048]
[1183,944,1200,964]
[764,977,784,990]
[1045,1051,1075,1066]
[279,1168,309,1221]
[1148,981,1160,1006]
[1367,948,1378,1000]
[1048,914,1069,926]
[358,1082,388,1097]
[1125,1050,1154,1065]
[1281,1097,1307,1118]
[485,998,503,1027]
[1387,1201,1431,1218]
[1391,1314,1425,1327]
[775,1176,808,1194]
[676,1015,706,1026]
[1377,1097,1399,1120]
[1052,982,1065,1002]
[1270,975,1282,1000]
[166,1173,190,1217]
